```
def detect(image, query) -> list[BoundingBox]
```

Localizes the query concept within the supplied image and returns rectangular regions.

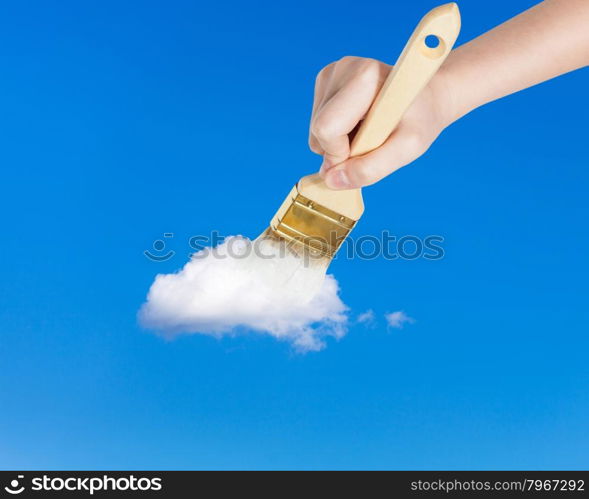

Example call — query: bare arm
[443,0,589,121]
[311,0,589,190]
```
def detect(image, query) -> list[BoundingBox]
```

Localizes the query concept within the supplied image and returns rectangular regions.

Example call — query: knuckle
[316,61,335,83]
[356,58,383,84]
[337,55,359,65]
[310,116,333,142]
[308,136,321,154]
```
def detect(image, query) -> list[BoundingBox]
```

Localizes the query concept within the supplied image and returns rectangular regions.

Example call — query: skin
[310,0,589,190]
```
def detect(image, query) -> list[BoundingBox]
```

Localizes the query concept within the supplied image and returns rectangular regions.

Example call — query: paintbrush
[259,3,461,288]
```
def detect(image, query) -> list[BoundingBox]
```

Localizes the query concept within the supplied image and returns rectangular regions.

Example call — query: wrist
[433,50,478,128]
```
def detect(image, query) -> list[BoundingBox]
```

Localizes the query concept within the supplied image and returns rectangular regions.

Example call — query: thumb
[322,126,430,189]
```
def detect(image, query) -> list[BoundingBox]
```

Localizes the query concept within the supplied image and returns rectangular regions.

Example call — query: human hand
[310,0,589,191]
[309,56,454,190]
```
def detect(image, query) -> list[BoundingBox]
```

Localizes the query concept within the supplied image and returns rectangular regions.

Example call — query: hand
[310,1,589,190]
[309,56,454,190]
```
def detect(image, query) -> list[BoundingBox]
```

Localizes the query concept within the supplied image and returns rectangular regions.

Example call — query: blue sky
[0,0,587,470]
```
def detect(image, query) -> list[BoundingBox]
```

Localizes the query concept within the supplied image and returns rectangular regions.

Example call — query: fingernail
[327,169,351,189]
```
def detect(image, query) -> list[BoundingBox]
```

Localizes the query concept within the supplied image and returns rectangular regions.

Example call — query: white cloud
[139,236,348,351]
[356,309,376,326]
[384,310,414,329]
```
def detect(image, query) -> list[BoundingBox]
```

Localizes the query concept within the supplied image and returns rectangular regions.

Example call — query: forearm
[440,0,589,123]
[313,0,589,189]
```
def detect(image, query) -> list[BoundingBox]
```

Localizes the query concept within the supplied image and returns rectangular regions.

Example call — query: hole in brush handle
[420,34,446,59]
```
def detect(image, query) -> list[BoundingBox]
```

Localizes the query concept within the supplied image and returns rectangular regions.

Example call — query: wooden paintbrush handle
[350,2,461,157]
[295,3,461,223]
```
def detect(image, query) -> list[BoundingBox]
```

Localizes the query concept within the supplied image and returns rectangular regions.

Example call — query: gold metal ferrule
[269,185,357,259]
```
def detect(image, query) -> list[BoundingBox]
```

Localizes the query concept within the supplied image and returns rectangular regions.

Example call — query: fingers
[308,135,323,155]
[308,63,336,155]
[323,124,433,189]
[309,57,389,168]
